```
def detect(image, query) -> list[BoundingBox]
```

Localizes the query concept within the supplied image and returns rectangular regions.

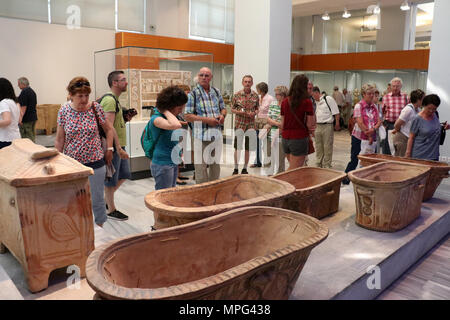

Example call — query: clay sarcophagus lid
[145,174,296,229]
[348,162,430,232]
[273,167,347,219]
[358,153,450,201]
[86,206,328,300]
[0,139,94,292]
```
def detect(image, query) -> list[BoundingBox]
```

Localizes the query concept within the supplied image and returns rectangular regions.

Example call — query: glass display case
[94,46,213,178]
[291,69,428,100]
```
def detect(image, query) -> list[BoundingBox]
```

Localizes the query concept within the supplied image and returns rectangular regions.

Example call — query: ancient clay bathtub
[273,167,347,219]
[348,162,430,232]
[358,153,450,201]
[145,175,296,229]
[86,206,328,300]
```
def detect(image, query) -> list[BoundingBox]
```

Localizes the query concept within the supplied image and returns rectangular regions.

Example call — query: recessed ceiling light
[374,4,380,15]
[322,12,330,21]
[367,3,381,15]
[400,1,410,11]
[343,9,351,18]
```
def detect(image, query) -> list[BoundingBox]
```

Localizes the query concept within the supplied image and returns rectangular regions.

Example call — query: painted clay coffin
[0,139,94,292]
[358,153,450,201]
[86,206,328,300]
[145,174,296,229]
[348,162,430,232]
[273,167,347,219]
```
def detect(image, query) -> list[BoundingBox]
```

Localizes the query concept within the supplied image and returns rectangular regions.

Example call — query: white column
[403,4,417,50]
[233,0,292,95]
[427,0,450,161]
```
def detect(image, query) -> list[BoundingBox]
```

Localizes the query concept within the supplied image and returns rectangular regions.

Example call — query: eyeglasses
[73,81,90,88]
[114,78,127,82]
[198,74,210,78]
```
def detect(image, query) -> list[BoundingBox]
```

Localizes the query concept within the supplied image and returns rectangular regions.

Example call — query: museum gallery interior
[0,0,449,301]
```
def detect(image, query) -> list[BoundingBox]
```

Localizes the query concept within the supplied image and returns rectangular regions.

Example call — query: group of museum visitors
[0,69,449,228]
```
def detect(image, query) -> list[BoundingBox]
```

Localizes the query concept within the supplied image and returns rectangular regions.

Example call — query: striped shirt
[268,100,282,139]
[382,91,408,122]
[185,84,225,141]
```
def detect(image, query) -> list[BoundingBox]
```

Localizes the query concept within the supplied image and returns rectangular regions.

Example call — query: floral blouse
[57,102,106,164]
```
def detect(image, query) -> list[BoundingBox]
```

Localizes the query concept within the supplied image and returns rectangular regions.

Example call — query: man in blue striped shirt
[185,67,227,184]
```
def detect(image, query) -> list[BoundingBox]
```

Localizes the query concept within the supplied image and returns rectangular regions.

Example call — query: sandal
[176,179,187,185]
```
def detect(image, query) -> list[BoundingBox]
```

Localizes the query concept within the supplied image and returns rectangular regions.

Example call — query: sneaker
[232,169,239,175]
[107,210,129,221]
[241,168,248,174]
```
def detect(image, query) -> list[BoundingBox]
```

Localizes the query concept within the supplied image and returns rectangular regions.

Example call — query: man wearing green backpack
[98,71,130,221]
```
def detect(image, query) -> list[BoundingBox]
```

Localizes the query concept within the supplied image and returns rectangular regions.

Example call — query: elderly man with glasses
[185,67,227,184]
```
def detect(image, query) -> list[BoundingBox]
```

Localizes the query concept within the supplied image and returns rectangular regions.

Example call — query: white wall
[427,0,450,161]
[146,0,189,38]
[376,6,408,51]
[0,17,115,104]
[292,16,313,54]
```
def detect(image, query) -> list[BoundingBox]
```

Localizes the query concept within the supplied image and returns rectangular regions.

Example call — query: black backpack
[97,93,120,113]
[97,93,137,122]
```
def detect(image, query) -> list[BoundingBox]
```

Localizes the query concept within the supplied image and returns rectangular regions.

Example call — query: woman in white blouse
[0,78,21,149]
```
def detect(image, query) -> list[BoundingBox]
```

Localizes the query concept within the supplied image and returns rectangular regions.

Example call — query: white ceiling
[292,0,433,17]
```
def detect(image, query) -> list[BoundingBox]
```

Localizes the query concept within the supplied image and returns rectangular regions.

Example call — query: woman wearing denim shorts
[281,74,316,170]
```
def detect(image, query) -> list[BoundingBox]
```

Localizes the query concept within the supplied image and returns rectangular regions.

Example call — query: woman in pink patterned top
[252,82,274,168]
[55,76,115,227]
[342,83,382,185]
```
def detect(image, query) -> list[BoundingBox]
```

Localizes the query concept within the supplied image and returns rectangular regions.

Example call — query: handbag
[288,99,315,154]
[348,113,356,135]
[92,103,115,180]
[440,122,447,145]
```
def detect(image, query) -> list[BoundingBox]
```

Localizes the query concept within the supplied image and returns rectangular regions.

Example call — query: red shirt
[281,97,314,139]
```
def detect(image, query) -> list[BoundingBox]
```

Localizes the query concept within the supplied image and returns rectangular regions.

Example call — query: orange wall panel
[115,32,429,71]
[116,32,233,65]
[298,50,429,71]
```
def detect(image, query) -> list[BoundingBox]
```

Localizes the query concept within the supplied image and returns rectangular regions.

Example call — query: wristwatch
[107,147,114,151]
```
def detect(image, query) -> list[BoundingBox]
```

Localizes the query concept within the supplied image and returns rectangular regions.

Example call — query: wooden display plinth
[0,139,94,292]
[35,104,61,135]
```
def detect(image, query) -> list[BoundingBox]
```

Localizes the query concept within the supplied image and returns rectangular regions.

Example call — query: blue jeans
[345,135,362,174]
[88,165,107,225]
[150,163,178,190]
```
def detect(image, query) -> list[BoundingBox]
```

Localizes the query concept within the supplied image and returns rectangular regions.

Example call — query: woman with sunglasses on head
[0,78,21,149]
[55,76,115,227]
